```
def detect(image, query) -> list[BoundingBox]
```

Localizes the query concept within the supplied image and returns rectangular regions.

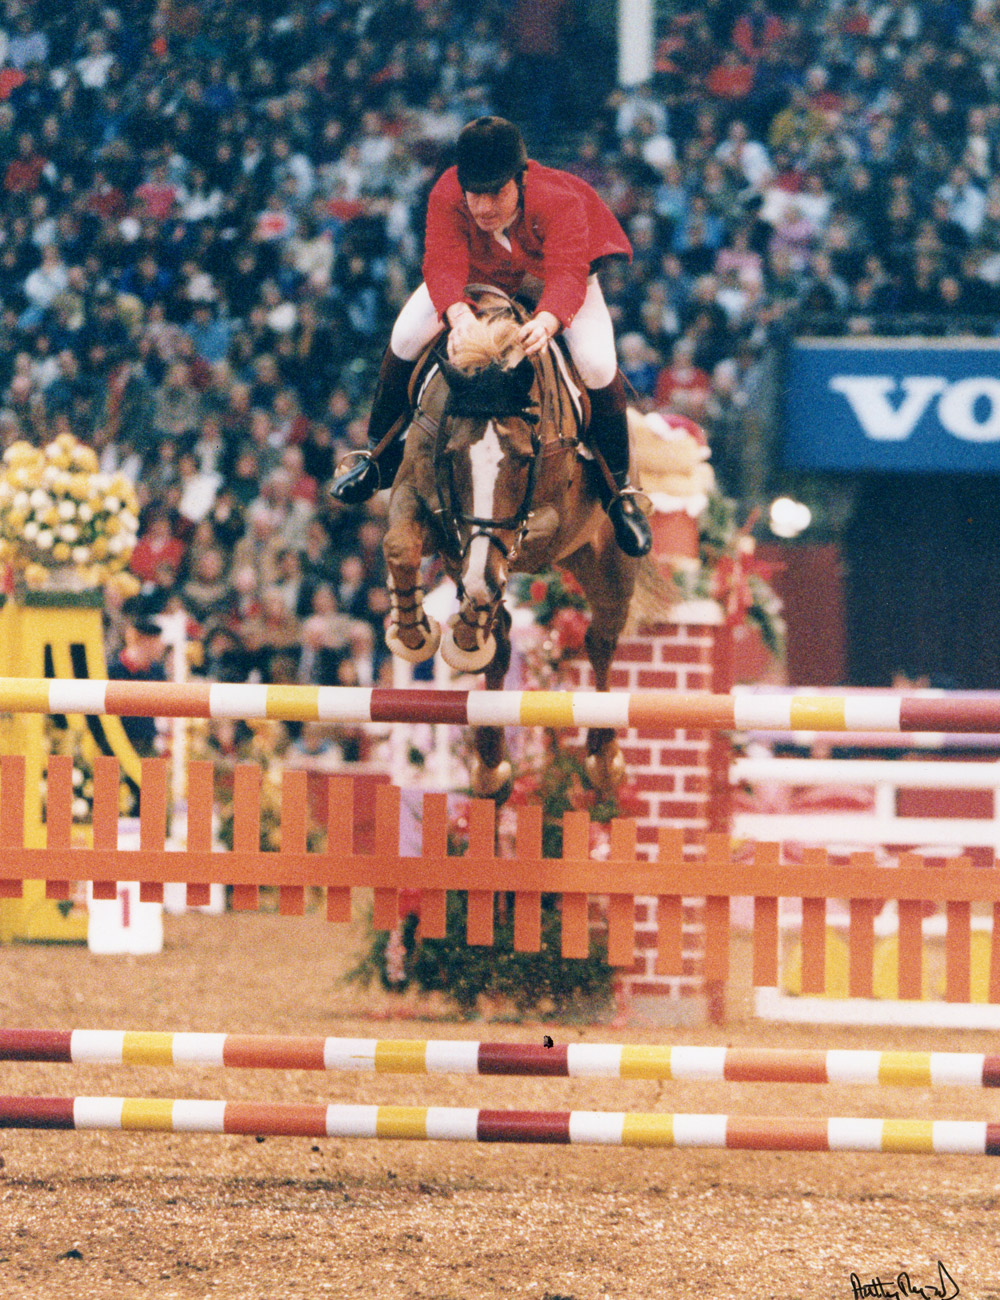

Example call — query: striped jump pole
[2,677,1000,733]
[4,1030,1000,1088]
[2,1096,998,1153]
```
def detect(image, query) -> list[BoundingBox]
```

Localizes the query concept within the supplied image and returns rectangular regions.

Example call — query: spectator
[613,83,668,140]
[185,302,233,365]
[107,606,167,756]
[732,0,786,64]
[135,163,179,221]
[239,586,302,680]
[272,547,312,619]
[507,0,580,145]
[181,547,231,625]
[231,505,282,592]
[654,336,713,421]
[799,251,851,320]
[8,15,49,70]
[176,451,222,527]
[715,118,773,189]
[768,201,819,272]
[4,131,48,194]
[298,583,367,685]
[936,163,987,238]
[199,625,251,683]
[22,245,68,324]
[705,48,756,104]
[618,332,662,404]
[130,511,185,586]
[153,362,202,447]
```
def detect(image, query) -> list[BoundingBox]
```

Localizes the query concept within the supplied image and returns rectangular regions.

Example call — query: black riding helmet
[455,117,528,194]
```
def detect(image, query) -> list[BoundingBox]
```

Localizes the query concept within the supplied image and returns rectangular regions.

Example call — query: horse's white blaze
[464,421,506,604]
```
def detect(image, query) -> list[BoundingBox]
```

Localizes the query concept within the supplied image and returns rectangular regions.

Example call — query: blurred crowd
[0,0,996,702]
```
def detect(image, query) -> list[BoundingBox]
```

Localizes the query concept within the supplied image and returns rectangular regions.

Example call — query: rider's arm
[423,171,475,320]
[444,300,479,359]
[524,172,592,329]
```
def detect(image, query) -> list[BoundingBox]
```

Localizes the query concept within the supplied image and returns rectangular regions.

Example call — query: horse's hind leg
[582,623,626,794]
[566,545,637,797]
[469,604,513,800]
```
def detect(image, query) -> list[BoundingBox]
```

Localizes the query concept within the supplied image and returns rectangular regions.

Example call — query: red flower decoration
[551,607,589,653]
[508,773,542,805]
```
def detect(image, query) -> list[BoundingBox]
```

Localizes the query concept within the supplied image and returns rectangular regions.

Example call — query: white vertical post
[155,611,188,812]
[874,779,896,840]
[618,0,654,87]
[391,651,414,786]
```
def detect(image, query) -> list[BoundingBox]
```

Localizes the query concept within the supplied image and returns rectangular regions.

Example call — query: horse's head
[435,351,540,671]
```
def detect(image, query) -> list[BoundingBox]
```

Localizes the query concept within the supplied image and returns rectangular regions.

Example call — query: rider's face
[464,179,520,233]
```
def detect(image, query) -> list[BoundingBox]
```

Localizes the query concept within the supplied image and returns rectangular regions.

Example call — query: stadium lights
[768,496,812,539]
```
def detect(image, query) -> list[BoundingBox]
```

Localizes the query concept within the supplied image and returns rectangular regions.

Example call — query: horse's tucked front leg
[383,502,441,664]
[470,605,513,800]
[439,530,506,673]
[440,593,499,672]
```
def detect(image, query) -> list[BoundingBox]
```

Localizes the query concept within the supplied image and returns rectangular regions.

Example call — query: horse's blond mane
[449,312,525,372]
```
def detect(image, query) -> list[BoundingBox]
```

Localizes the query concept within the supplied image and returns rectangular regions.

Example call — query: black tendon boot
[587,372,652,558]
[330,349,416,504]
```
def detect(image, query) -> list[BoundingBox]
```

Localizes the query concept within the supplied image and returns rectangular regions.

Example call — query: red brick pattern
[568,611,721,1011]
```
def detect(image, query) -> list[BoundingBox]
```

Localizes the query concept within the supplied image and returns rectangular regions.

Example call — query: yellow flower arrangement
[0,434,141,594]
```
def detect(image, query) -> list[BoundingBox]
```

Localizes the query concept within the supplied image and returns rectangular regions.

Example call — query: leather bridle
[432,370,542,629]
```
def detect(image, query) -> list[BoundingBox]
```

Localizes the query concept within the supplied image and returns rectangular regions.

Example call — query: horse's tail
[624,554,676,636]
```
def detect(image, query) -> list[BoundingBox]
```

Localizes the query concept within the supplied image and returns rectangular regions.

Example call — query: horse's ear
[439,359,470,392]
[510,355,536,398]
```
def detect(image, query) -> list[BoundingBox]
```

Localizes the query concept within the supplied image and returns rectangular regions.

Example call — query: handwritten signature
[850,1261,959,1300]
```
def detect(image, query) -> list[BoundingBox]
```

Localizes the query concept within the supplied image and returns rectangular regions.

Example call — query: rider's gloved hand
[445,302,480,361]
[518,311,560,357]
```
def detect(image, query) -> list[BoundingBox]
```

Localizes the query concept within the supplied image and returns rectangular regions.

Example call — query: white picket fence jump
[732,755,1000,852]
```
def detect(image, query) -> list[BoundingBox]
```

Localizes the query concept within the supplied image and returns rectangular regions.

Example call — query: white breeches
[389,275,619,390]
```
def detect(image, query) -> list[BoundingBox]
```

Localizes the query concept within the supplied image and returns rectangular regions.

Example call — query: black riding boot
[587,372,653,558]
[330,348,416,505]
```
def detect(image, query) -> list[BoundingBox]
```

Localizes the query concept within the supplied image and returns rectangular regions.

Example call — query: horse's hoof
[440,621,496,672]
[470,757,513,800]
[585,746,626,796]
[385,616,441,664]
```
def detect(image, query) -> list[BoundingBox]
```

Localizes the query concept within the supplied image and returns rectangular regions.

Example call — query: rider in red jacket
[331,116,652,558]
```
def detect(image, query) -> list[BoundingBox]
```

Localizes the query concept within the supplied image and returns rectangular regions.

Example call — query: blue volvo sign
[783,340,1000,472]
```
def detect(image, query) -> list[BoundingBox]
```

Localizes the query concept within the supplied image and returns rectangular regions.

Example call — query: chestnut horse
[381,288,665,798]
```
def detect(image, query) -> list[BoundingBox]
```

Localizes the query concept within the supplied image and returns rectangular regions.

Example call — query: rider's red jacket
[422,160,632,329]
